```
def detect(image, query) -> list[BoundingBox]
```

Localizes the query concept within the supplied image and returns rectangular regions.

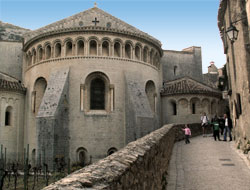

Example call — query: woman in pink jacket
[182,124,191,144]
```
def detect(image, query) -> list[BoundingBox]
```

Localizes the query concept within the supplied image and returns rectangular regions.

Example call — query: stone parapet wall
[43,123,206,190]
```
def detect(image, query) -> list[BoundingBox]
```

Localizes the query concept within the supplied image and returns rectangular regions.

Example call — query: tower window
[5,106,13,126]
[192,103,196,114]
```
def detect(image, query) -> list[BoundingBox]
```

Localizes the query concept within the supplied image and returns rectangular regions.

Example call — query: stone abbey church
[0,6,225,168]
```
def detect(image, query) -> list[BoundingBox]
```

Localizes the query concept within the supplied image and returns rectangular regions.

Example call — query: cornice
[24,56,160,73]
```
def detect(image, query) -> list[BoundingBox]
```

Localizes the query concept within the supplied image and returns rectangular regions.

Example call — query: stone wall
[218,0,250,159]
[43,123,206,190]
[0,41,23,80]
[161,47,203,83]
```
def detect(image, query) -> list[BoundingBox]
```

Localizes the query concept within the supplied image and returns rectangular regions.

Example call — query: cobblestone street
[167,135,250,190]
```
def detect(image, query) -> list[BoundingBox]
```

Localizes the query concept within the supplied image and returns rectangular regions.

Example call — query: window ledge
[84,110,109,116]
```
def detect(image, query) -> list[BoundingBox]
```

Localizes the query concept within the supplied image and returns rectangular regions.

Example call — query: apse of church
[0,5,224,168]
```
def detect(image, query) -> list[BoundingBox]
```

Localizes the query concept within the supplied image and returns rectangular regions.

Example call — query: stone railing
[43,123,206,190]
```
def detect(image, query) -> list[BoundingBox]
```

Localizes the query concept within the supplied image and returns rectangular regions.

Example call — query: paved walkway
[167,135,250,190]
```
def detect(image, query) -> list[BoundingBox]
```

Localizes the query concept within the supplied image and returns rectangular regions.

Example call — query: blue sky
[0,0,226,73]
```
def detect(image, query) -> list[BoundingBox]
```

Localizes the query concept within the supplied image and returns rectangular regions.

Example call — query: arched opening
[76,147,88,167]
[143,47,148,62]
[66,41,73,56]
[45,45,51,59]
[114,42,121,57]
[135,45,141,61]
[5,106,13,126]
[77,40,84,55]
[38,47,43,61]
[90,78,105,110]
[107,147,118,156]
[32,50,36,64]
[102,41,109,56]
[34,77,47,114]
[28,52,32,66]
[32,149,36,166]
[89,40,97,56]
[125,43,132,59]
[55,43,61,58]
[145,80,156,112]
[170,101,177,115]
[150,50,154,64]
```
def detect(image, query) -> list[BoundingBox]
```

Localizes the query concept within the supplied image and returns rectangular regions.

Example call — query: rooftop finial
[94,2,97,7]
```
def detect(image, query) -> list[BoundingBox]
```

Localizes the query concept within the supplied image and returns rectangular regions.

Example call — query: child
[182,124,191,144]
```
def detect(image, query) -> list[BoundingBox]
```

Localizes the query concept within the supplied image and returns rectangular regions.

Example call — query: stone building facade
[218,0,250,155]
[0,6,223,168]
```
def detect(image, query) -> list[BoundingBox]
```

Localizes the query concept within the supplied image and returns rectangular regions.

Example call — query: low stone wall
[43,123,206,190]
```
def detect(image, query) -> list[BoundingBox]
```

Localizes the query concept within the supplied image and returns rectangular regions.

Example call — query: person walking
[212,118,221,141]
[182,124,191,144]
[201,112,209,137]
[223,113,232,141]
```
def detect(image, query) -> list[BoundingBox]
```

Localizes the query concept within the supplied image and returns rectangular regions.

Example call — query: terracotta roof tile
[0,79,26,94]
[161,77,221,97]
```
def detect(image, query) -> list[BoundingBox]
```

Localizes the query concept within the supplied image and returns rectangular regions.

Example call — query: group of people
[200,112,232,141]
[182,112,233,144]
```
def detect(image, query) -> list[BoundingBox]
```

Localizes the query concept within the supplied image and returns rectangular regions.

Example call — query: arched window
[135,45,141,61]
[77,40,84,55]
[55,43,61,58]
[190,98,200,114]
[89,40,97,55]
[125,43,132,59]
[32,149,36,166]
[107,147,118,156]
[90,78,105,110]
[76,147,88,167]
[5,106,13,126]
[145,80,156,112]
[114,42,121,57]
[66,41,73,56]
[33,77,47,114]
[45,45,51,59]
[102,41,109,56]
[143,47,148,62]
[28,52,32,66]
[174,66,178,76]
[38,47,43,61]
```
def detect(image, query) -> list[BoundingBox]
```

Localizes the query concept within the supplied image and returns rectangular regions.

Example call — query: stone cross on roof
[92,17,99,26]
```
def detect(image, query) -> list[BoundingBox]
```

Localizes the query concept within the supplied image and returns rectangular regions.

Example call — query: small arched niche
[170,100,177,115]
[55,43,61,58]
[190,98,200,114]
[135,45,141,61]
[143,47,148,62]
[114,42,121,57]
[66,41,73,56]
[145,80,156,112]
[45,45,51,59]
[125,43,132,59]
[89,40,97,56]
[102,41,109,56]
[77,40,84,56]
[32,49,36,64]
[38,47,43,61]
